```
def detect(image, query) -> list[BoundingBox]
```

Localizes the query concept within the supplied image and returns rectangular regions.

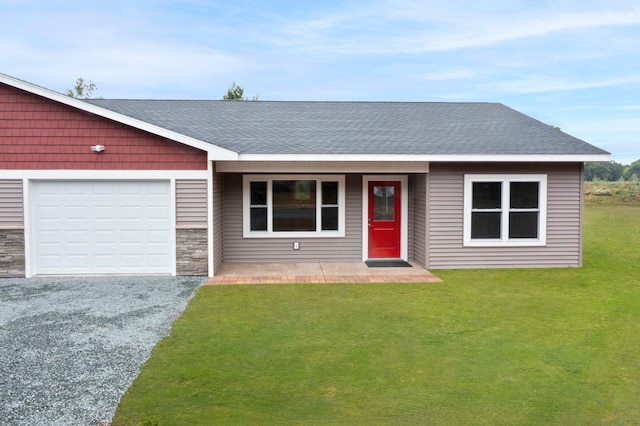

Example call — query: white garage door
[32,180,172,275]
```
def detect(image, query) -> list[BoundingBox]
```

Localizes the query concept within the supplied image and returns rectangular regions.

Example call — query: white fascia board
[236,153,611,163]
[237,154,425,162]
[217,161,429,173]
[0,73,238,161]
[1,170,209,179]
[581,155,614,162]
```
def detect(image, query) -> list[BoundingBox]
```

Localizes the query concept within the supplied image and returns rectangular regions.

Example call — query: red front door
[368,181,401,258]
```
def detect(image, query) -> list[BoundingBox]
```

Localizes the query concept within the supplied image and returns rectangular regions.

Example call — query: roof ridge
[88,99,500,104]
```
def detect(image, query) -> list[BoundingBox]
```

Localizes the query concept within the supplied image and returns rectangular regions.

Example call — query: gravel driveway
[0,276,205,425]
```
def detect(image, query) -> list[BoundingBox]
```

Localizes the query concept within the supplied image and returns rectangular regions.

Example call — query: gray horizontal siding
[223,173,362,263]
[408,176,415,262]
[412,174,427,267]
[175,179,207,227]
[212,171,223,273]
[0,180,24,227]
[427,163,583,269]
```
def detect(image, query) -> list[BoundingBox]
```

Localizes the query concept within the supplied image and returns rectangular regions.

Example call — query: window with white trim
[464,174,547,246]
[243,175,346,238]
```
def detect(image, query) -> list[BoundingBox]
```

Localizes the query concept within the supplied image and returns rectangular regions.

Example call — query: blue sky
[1,0,639,164]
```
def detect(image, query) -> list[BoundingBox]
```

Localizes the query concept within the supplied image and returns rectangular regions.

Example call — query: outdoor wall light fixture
[91,145,105,153]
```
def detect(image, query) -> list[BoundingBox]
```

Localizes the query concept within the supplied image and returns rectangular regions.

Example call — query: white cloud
[561,116,640,163]
[566,117,640,134]
[489,74,640,95]
[273,2,640,55]
[418,70,477,81]
[435,92,478,100]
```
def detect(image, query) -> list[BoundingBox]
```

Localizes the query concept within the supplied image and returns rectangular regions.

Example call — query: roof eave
[236,153,612,162]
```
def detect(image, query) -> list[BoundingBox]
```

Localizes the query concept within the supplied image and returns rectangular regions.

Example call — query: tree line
[585,160,640,182]
[66,77,257,101]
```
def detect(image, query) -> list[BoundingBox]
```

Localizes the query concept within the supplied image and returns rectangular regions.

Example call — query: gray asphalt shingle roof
[85,99,608,156]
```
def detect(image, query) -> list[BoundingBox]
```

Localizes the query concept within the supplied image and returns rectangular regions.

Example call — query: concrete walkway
[206,262,442,285]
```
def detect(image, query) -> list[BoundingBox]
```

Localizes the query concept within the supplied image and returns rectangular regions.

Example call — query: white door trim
[362,175,408,261]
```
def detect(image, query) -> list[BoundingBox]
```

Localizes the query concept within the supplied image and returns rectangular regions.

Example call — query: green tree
[222,82,258,101]
[223,81,244,100]
[584,161,624,181]
[623,159,640,181]
[66,77,97,99]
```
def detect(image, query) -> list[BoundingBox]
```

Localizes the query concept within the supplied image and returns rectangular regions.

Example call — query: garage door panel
[148,250,170,261]
[148,229,170,242]
[67,254,90,267]
[94,230,116,243]
[121,254,143,267]
[66,237,92,251]
[36,206,61,219]
[94,243,118,254]
[120,206,143,220]
[66,207,88,219]
[38,254,62,267]
[33,181,173,275]
[149,257,171,265]
[94,255,117,267]
[93,205,116,219]
[121,230,143,243]
[120,244,144,255]
[148,206,170,220]
[66,229,89,242]
[37,229,62,243]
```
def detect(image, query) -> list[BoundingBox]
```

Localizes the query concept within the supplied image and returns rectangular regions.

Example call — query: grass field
[113,198,640,425]
[584,181,640,204]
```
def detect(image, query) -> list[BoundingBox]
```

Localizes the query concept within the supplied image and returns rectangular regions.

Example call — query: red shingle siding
[0,83,207,170]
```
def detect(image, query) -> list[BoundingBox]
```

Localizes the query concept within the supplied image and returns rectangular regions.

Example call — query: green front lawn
[114,204,640,425]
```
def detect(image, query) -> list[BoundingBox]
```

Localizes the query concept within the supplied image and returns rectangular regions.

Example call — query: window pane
[250,181,267,206]
[510,182,539,209]
[509,212,539,238]
[471,212,501,239]
[250,207,267,231]
[322,181,338,205]
[321,206,339,230]
[373,185,395,221]
[273,180,316,232]
[472,182,502,209]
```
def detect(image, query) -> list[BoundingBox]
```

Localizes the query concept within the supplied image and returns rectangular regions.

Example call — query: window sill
[243,231,345,239]
[464,239,546,247]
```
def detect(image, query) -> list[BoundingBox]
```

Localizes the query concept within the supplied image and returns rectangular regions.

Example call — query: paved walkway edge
[206,275,442,285]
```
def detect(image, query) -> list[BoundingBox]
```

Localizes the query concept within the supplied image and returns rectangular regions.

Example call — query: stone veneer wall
[0,229,25,277]
[176,228,208,276]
